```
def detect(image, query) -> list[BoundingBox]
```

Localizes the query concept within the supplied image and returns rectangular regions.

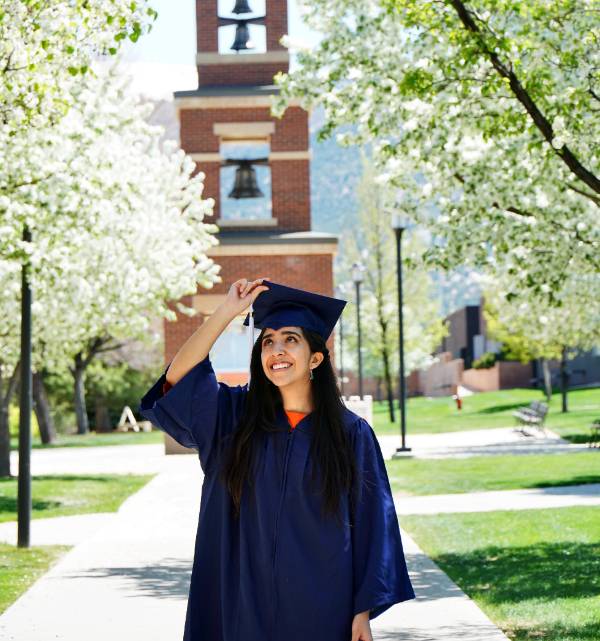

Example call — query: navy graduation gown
[139,356,415,641]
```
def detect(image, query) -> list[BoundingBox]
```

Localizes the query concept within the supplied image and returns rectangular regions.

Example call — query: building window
[210,315,255,373]
[220,141,272,221]
[218,0,267,55]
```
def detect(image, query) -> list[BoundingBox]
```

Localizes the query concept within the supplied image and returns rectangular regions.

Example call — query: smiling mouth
[271,362,292,371]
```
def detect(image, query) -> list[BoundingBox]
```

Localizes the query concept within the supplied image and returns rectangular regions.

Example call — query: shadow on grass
[530,475,600,489]
[0,475,128,516]
[478,402,536,414]
[561,433,597,445]
[65,557,192,599]
[0,496,62,514]
[505,622,600,641]
[433,541,600,605]
[0,475,125,484]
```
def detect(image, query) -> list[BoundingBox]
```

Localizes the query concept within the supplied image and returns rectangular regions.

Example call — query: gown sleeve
[137,355,247,473]
[351,417,415,619]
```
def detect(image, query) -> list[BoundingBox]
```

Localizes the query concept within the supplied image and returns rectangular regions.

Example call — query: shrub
[472,352,498,369]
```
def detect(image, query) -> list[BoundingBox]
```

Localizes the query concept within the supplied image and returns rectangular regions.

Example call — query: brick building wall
[163,0,338,392]
[163,253,336,366]
[196,0,289,86]
[197,64,287,87]
[180,107,309,153]
[180,105,310,229]
[196,0,289,54]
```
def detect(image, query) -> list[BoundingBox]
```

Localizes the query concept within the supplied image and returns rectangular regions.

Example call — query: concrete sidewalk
[378,427,589,460]
[9,442,169,476]
[3,482,598,547]
[0,512,117,546]
[0,456,200,641]
[0,455,510,641]
[395,482,600,515]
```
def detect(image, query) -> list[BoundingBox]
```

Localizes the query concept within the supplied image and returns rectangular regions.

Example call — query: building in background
[165,0,339,384]
[408,300,600,397]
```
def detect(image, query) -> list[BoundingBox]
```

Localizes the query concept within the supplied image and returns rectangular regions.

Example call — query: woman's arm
[165,277,269,386]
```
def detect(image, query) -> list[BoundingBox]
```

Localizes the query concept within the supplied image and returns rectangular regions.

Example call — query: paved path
[0,513,116,546]
[0,457,200,641]
[4,430,592,639]
[10,426,589,482]
[0,454,510,641]
[4,480,598,547]
[395,483,600,515]
[9,443,169,476]
[378,427,589,460]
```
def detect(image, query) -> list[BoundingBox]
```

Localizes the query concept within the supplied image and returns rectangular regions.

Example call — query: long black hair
[219,326,357,527]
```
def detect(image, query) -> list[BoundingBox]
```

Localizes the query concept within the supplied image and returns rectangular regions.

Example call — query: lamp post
[334,285,346,397]
[352,263,364,398]
[391,214,411,453]
[18,224,32,547]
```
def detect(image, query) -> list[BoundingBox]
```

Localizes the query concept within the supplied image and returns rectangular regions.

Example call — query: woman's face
[260,326,323,387]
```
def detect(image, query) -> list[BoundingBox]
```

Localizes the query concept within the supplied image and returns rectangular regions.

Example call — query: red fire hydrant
[452,386,462,410]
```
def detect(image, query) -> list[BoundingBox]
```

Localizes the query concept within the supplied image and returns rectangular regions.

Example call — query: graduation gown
[139,355,415,641]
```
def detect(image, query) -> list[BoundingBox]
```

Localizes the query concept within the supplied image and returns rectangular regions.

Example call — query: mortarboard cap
[243,281,347,342]
[242,281,347,388]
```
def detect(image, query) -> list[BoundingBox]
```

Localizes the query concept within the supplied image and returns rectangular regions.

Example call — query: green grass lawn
[0,474,154,523]
[374,386,600,442]
[401,506,600,641]
[386,450,600,496]
[10,429,164,450]
[0,543,71,614]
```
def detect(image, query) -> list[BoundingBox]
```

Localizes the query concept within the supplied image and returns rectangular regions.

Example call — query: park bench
[588,419,600,448]
[513,401,549,436]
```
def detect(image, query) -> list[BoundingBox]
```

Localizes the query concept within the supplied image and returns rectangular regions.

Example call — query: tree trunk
[32,370,57,445]
[0,402,11,478]
[541,358,552,403]
[73,355,89,434]
[382,348,395,423]
[560,347,569,413]
[0,362,20,478]
[95,397,112,433]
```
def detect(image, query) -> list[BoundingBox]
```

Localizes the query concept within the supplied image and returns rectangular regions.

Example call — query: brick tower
[166,0,338,384]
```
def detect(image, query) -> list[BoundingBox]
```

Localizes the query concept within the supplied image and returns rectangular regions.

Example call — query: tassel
[247,302,254,389]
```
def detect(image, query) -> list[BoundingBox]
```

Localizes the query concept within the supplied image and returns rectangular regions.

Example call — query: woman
[139,277,415,641]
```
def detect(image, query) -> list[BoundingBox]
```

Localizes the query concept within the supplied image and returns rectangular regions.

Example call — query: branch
[492,202,599,254]
[566,182,600,207]
[95,341,127,354]
[1,172,56,194]
[448,0,600,195]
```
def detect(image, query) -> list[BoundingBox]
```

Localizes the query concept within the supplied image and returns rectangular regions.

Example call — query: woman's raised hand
[222,278,270,317]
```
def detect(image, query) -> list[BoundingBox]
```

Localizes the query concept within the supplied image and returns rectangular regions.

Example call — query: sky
[121,0,320,97]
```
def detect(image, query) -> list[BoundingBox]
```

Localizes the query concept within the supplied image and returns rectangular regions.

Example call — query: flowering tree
[480,269,599,411]
[0,64,219,474]
[275,0,599,300]
[338,155,447,416]
[0,0,156,133]
[0,0,157,475]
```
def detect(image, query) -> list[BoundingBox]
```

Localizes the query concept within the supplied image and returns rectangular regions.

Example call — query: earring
[309,368,314,381]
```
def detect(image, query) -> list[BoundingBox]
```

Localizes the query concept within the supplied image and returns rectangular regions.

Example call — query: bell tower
[167,0,339,383]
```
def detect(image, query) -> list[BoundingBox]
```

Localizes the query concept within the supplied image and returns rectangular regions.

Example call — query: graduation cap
[242,281,347,386]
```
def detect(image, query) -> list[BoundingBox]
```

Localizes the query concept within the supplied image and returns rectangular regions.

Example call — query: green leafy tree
[481,269,599,410]
[337,153,447,418]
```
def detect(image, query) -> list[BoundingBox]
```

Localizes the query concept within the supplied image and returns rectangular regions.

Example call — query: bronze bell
[231,20,253,51]
[232,0,253,14]
[228,160,264,199]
